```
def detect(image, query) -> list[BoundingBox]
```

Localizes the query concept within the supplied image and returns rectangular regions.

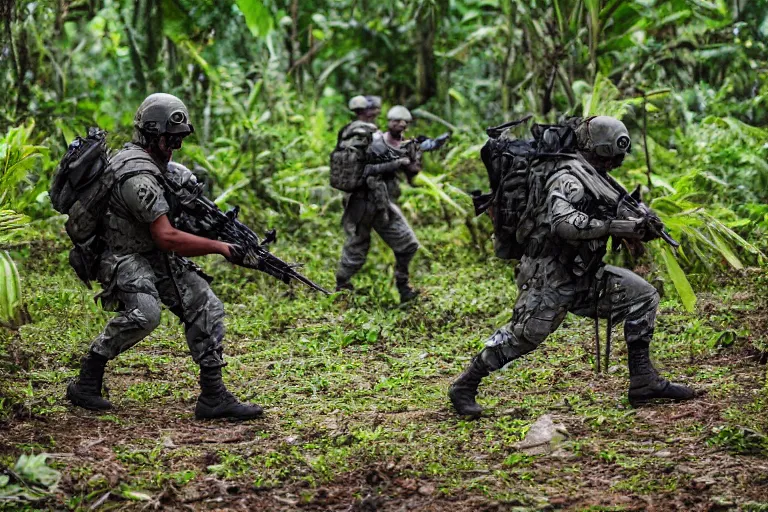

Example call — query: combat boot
[66,351,113,411]
[448,355,490,417]
[195,366,263,420]
[335,278,354,292]
[397,283,420,303]
[627,343,695,406]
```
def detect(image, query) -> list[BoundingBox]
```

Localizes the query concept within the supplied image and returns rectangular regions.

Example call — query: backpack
[473,116,581,260]
[49,128,112,287]
[330,121,378,192]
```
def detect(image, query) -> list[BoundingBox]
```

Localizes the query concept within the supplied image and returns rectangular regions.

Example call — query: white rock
[515,415,569,455]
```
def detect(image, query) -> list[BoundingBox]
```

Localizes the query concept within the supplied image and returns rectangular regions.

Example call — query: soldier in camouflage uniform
[66,93,263,421]
[336,105,421,303]
[348,95,382,125]
[449,116,695,416]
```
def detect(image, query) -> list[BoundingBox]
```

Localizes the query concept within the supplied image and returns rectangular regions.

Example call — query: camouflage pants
[90,252,226,368]
[480,257,659,371]
[336,195,419,285]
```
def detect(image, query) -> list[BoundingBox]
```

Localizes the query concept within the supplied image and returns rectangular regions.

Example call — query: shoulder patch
[118,174,170,223]
[553,173,585,203]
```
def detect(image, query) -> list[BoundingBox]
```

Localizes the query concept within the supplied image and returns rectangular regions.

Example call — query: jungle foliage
[2,0,768,301]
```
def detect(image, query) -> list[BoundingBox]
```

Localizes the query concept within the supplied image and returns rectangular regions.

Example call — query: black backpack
[49,128,111,287]
[329,121,378,192]
[473,116,580,260]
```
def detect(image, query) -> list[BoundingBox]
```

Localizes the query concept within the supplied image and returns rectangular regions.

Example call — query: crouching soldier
[64,93,263,420]
[449,116,695,416]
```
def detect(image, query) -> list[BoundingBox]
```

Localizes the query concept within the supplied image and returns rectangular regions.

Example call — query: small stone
[653,450,673,458]
[418,483,435,496]
[515,415,569,455]
[550,448,575,460]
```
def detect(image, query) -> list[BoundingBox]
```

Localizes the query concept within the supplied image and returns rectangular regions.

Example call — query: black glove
[225,243,247,265]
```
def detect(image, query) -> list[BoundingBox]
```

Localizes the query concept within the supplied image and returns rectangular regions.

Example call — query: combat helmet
[348,95,368,112]
[575,116,631,157]
[133,93,194,137]
[387,105,413,122]
[365,95,382,109]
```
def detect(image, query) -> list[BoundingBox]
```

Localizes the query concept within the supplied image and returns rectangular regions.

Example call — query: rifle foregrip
[660,230,680,249]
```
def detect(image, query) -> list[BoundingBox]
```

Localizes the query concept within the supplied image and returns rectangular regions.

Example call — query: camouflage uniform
[90,144,225,368]
[336,132,419,294]
[449,117,694,416]
[480,156,658,369]
[67,93,262,420]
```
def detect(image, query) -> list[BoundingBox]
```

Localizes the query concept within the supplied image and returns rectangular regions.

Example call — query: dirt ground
[2,260,768,511]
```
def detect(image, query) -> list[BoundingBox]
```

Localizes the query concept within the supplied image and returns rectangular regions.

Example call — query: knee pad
[131,294,162,333]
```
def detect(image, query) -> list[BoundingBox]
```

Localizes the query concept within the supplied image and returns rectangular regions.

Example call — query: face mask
[165,134,186,150]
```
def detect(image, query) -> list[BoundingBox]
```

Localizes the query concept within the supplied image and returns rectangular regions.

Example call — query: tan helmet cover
[387,105,412,122]
[365,95,382,109]
[348,95,368,111]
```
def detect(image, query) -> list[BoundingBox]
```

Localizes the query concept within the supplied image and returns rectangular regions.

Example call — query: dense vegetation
[2,1,768,510]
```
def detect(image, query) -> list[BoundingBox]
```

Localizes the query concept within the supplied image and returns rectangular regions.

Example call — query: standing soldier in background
[347,95,382,127]
[334,105,421,303]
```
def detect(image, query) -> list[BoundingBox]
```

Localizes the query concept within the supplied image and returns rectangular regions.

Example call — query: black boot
[395,252,419,304]
[335,278,354,292]
[67,352,113,411]
[627,343,695,406]
[195,366,263,420]
[448,355,490,417]
[397,283,420,303]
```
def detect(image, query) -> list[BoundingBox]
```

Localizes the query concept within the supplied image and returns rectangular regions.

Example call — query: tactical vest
[100,145,169,258]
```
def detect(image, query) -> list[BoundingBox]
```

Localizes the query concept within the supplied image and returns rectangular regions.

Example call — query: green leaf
[235,0,274,38]
[661,247,697,313]
[122,489,153,501]
[709,232,743,269]
[161,0,191,43]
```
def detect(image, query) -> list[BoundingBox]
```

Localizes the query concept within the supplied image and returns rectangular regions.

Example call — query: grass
[1,212,768,511]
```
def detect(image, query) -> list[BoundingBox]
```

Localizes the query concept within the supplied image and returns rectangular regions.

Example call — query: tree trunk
[416,2,445,106]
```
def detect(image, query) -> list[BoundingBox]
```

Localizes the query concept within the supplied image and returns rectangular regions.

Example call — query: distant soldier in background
[347,95,382,126]
[333,105,421,303]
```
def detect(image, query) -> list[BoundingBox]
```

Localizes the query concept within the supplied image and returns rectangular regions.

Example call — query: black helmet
[576,116,631,157]
[133,93,194,136]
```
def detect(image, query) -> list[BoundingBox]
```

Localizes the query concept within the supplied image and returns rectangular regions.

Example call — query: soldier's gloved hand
[642,224,660,242]
[607,218,647,240]
[224,243,253,267]
[397,157,411,168]
[642,216,664,242]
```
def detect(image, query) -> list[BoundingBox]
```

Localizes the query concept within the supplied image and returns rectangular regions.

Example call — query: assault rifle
[404,132,451,155]
[616,185,679,249]
[401,132,451,180]
[163,163,331,295]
